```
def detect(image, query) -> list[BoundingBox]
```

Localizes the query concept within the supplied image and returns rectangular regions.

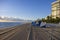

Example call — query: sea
[0,22,59,28]
[0,22,23,28]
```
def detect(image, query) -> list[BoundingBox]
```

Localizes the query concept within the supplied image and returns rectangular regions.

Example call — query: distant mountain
[0,16,32,22]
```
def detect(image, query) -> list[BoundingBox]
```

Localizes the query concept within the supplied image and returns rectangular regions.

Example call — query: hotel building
[51,0,60,18]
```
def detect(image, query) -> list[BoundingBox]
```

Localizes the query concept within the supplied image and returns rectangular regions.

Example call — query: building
[51,0,60,18]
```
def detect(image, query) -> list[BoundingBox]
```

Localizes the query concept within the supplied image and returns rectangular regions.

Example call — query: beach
[0,23,60,40]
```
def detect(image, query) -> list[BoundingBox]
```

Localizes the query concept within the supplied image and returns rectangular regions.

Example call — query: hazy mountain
[0,16,32,22]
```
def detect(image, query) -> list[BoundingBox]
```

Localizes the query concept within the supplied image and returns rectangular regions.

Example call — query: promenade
[0,23,60,40]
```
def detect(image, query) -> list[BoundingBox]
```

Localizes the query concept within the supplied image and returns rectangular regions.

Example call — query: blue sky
[0,0,56,20]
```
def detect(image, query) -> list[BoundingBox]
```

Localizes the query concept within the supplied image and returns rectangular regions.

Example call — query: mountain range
[0,16,32,22]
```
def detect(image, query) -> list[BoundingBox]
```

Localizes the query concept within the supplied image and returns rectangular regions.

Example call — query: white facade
[51,0,60,18]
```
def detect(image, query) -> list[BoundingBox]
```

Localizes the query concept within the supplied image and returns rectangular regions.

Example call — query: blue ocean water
[0,22,23,28]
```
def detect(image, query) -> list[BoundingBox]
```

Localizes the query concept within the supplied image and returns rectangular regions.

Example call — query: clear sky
[0,0,56,20]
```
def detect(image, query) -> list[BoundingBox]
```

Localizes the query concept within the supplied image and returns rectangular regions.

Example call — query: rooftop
[52,0,60,5]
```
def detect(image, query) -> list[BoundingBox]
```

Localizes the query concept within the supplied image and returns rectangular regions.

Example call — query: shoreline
[0,22,26,29]
[0,23,30,32]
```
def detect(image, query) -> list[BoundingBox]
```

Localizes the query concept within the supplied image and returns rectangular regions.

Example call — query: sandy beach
[0,23,60,40]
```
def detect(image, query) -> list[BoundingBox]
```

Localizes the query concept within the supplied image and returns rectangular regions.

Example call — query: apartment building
[51,0,60,18]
